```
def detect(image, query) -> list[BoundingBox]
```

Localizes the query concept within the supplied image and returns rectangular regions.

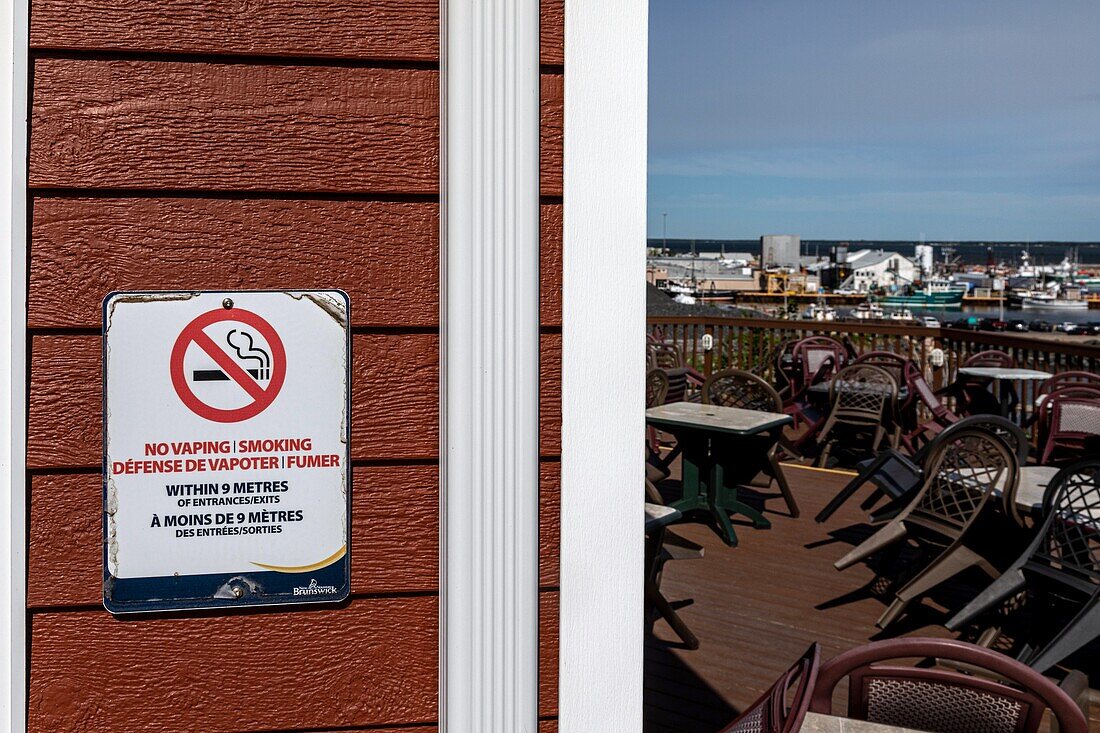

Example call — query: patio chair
[807,637,1089,733]
[900,371,961,453]
[648,342,683,370]
[703,368,799,517]
[720,643,820,733]
[645,368,671,477]
[1026,376,1100,427]
[815,415,1028,525]
[947,459,1100,673]
[645,502,700,649]
[815,364,897,468]
[1036,391,1100,465]
[832,429,1024,629]
[854,351,920,432]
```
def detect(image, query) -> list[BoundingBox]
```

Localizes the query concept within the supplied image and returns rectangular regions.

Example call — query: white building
[846,249,917,293]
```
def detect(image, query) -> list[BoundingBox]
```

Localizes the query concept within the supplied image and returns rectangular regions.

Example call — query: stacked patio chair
[782,336,848,431]
[900,371,961,453]
[703,368,799,517]
[1025,371,1100,427]
[646,342,705,403]
[853,351,921,436]
[719,643,820,733]
[807,637,1088,733]
[947,459,1100,673]
[814,364,897,468]
[815,415,1028,525]
[833,429,1027,629]
[645,368,670,480]
[1036,388,1100,465]
[942,350,1019,417]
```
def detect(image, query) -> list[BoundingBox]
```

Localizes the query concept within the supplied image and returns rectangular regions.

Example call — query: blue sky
[648,0,1100,241]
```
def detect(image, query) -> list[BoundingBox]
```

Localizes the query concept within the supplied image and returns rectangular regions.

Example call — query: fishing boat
[1020,292,1088,310]
[879,279,966,308]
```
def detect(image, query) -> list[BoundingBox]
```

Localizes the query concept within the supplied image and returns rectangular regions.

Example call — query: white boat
[850,302,887,320]
[1021,294,1088,310]
[801,303,837,321]
[887,308,916,322]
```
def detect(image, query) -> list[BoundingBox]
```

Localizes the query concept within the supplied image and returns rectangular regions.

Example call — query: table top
[646,402,792,435]
[645,502,680,531]
[1015,466,1060,510]
[959,367,1053,380]
[808,381,908,398]
[801,713,927,733]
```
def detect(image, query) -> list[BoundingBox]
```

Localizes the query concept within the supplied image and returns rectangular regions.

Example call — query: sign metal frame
[101,289,352,614]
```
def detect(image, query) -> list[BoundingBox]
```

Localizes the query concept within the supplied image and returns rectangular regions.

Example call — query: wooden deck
[645,463,1099,733]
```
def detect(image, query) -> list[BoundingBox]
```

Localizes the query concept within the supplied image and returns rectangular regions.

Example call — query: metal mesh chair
[815,364,897,468]
[1037,390,1100,465]
[833,429,1023,629]
[1027,374,1100,427]
[720,643,820,733]
[807,638,1088,733]
[966,350,1017,368]
[948,459,1100,672]
[704,368,799,517]
[646,368,669,408]
[815,415,1028,525]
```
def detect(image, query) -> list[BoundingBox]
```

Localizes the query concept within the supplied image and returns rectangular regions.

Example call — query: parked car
[920,316,941,328]
[1054,322,1081,334]
[1029,319,1055,332]
[1006,319,1029,332]
[979,318,1007,332]
[1080,322,1100,336]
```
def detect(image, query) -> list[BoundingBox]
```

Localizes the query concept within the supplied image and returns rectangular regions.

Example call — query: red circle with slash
[170,308,287,423]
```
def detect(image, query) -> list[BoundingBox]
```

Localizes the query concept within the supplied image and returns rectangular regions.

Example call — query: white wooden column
[0,0,28,726]
[561,0,647,730]
[440,0,540,730]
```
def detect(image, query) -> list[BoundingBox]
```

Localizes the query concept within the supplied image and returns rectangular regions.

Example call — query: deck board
[645,463,1098,733]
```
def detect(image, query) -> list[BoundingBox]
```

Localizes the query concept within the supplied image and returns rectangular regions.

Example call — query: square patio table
[646,402,792,546]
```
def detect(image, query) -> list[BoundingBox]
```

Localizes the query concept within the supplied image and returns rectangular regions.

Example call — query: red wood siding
[25,0,563,729]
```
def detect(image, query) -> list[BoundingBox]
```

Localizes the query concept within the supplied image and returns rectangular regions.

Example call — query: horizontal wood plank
[27,332,436,467]
[540,333,562,456]
[30,59,438,193]
[29,592,559,730]
[540,203,563,326]
[30,0,439,61]
[540,74,563,197]
[27,333,561,468]
[28,0,564,65]
[30,60,563,195]
[28,198,562,329]
[30,596,437,731]
[27,462,560,607]
[29,198,439,328]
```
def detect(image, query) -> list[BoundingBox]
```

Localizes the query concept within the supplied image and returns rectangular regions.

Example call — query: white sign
[103,290,350,613]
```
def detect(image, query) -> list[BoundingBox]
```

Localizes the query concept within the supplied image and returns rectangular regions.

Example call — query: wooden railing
[648,315,1100,423]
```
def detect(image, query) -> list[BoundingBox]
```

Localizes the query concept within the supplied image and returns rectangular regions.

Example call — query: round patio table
[958,367,1052,419]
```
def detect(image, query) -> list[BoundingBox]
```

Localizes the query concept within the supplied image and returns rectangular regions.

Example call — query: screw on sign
[170,308,287,423]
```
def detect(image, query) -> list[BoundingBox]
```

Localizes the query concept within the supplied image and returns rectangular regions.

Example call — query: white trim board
[560,0,647,730]
[0,0,28,724]
[440,0,541,730]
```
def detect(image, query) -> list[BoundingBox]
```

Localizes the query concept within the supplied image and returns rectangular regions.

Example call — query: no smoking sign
[170,307,287,422]
[103,291,351,614]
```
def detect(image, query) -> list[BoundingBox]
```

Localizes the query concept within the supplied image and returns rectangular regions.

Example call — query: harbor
[648,236,1100,335]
